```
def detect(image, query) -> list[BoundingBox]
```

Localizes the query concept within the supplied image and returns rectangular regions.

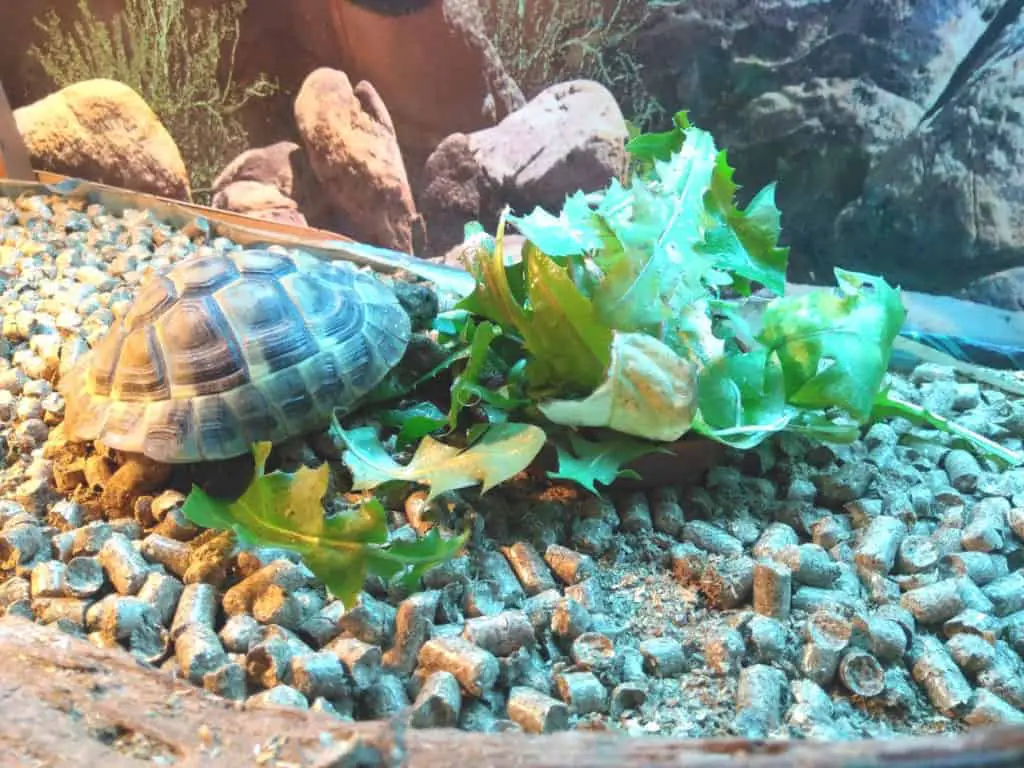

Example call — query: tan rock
[211,180,309,228]
[13,78,190,200]
[211,141,331,228]
[294,67,419,251]
[420,79,628,256]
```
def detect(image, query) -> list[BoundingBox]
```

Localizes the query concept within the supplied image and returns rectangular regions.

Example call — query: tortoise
[59,247,412,465]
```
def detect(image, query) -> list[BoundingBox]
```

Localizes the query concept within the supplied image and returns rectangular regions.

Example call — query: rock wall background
[1,0,1023,308]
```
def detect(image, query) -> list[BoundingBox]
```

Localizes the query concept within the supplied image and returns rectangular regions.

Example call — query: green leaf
[757,269,906,421]
[547,431,669,494]
[339,422,547,501]
[457,215,614,396]
[693,347,793,450]
[181,442,466,608]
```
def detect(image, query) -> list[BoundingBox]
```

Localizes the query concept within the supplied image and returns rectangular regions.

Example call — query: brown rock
[323,0,524,173]
[211,181,309,228]
[211,141,332,228]
[294,67,419,251]
[420,79,628,256]
[13,79,190,200]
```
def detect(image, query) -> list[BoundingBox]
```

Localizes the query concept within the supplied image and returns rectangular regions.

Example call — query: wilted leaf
[339,422,547,500]
[538,331,700,442]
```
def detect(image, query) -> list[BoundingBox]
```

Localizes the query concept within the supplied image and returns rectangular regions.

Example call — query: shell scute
[217,275,319,378]
[156,296,250,398]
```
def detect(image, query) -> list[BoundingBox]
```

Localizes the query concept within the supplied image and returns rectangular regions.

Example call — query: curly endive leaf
[181,442,466,608]
[339,422,547,501]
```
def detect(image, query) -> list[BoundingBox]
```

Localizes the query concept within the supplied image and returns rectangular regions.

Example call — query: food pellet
[554,670,608,714]
[507,686,570,734]
[418,636,499,697]
[502,542,557,596]
[410,670,462,728]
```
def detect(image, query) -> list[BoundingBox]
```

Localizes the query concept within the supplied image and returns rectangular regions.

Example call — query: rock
[210,181,309,228]
[316,0,524,173]
[294,67,420,252]
[420,79,628,256]
[961,268,1024,312]
[211,141,332,229]
[631,0,1001,283]
[13,79,190,201]
[833,17,1024,293]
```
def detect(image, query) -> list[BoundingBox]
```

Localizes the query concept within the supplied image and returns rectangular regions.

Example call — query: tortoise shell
[59,248,411,463]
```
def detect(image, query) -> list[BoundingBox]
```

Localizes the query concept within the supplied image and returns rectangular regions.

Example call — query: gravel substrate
[3,192,1024,740]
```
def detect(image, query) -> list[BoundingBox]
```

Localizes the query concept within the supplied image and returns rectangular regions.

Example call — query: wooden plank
[1,617,1023,767]
[0,81,33,180]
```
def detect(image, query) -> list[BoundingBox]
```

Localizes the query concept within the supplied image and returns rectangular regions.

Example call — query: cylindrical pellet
[900,578,965,625]
[246,637,297,689]
[463,610,536,656]
[221,560,311,615]
[30,560,68,598]
[139,534,190,578]
[753,560,792,620]
[704,625,745,677]
[65,556,106,599]
[338,592,397,646]
[962,497,1009,552]
[571,632,617,672]
[203,661,247,701]
[170,582,218,640]
[289,651,350,701]
[219,613,262,654]
[176,624,228,685]
[551,597,592,643]
[896,535,939,574]
[965,689,1024,726]
[701,557,754,609]
[736,664,788,729]
[753,523,800,560]
[944,551,1009,586]
[682,520,743,557]
[669,543,707,585]
[410,670,462,728]
[502,542,557,596]
[361,673,410,718]
[944,449,981,493]
[32,597,90,627]
[246,685,309,711]
[909,636,975,717]
[854,516,906,575]
[650,486,685,537]
[982,572,1024,617]
[639,637,685,677]
[947,633,996,675]
[97,533,150,595]
[777,543,839,588]
[543,544,595,586]
[614,490,653,533]
[564,577,606,614]
[837,648,884,697]
[554,671,608,714]
[382,590,439,677]
[506,686,570,734]
[418,636,499,696]
[746,616,790,665]
[326,636,383,690]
